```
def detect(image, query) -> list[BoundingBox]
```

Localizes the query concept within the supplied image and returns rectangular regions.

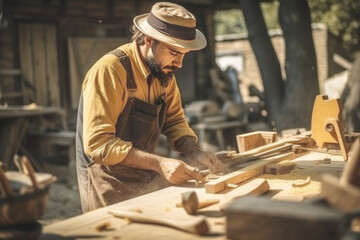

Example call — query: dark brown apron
[86,49,170,211]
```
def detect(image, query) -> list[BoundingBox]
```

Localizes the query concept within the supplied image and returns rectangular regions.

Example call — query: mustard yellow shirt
[81,41,197,165]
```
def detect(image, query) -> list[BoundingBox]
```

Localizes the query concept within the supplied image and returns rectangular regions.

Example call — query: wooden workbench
[0,105,65,170]
[40,151,345,240]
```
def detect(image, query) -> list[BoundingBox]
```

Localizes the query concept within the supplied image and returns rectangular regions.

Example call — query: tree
[308,0,360,59]
[341,54,360,132]
[238,0,319,131]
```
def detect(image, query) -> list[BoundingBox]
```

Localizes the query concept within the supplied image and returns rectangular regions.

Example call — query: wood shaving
[128,207,142,213]
[292,176,311,187]
[95,221,111,232]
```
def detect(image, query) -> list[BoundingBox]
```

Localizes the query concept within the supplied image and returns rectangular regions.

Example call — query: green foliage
[214,9,246,35]
[308,0,360,58]
[214,0,359,58]
[260,1,280,30]
[214,1,280,36]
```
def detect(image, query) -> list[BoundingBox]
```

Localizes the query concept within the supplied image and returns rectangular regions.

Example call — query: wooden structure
[0,105,65,169]
[39,150,349,239]
[0,0,240,125]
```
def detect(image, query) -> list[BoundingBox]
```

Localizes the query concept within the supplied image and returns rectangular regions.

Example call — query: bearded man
[76,2,224,212]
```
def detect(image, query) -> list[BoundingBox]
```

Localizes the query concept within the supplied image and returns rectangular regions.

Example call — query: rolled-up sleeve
[82,61,133,165]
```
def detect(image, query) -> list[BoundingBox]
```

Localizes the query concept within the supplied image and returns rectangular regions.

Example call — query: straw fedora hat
[133,2,207,51]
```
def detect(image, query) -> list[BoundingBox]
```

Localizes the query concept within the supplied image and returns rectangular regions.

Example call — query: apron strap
[107,49,137,97]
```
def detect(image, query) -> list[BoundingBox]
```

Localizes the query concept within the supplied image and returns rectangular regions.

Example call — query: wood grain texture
[219,178,270,210]
[236,131,277,152]
[205,152,295,193]
[264,162,296,175]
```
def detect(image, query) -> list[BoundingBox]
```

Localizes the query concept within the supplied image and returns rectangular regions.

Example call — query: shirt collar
[129,40,151,81]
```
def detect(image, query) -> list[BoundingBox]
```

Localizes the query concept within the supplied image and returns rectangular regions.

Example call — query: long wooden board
[227,143,293,167]
[205,152,295,193]
[223,135,312,164]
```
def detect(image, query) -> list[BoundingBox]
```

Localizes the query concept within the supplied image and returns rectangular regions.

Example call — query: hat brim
[133,13,207,51]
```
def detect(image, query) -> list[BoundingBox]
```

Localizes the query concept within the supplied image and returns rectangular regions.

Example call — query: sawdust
[260,172,322,198]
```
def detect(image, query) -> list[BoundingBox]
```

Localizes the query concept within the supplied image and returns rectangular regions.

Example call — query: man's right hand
[157,157,203,185]
[121,148,203,185]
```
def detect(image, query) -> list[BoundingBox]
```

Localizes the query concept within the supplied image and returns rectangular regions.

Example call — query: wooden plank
[32,23,48,105]
[264,162,296,175]
[19,23,35,103]
[226,135,313,162]
[45,24,61,107]
[226,143,293,167]
[292,144,343,156]
[205,152,295,193]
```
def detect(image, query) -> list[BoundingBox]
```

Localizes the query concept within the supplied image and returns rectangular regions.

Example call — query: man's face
[145,39,190,85]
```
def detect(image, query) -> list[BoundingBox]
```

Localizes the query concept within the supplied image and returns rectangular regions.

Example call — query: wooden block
[264,162,295,175]
[219,178,270,210]
[321,174,360,212]
[236,132,265,152]
[205,152,295,193]
[236,131,277,152]
[226,196,348,240]
[260,131,277,144]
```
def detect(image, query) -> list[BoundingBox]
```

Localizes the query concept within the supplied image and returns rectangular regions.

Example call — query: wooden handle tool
[108,209,209,235]
[176,191,219,215]
[0,162,13,197]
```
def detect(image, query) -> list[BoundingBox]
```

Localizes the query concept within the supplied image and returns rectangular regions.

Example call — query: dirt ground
[39,159,83,226]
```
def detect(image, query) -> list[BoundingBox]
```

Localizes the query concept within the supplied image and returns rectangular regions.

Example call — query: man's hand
[174,136,224,174]
[190,151,224,174]
[121,148,203,185]
[158,157,203,185]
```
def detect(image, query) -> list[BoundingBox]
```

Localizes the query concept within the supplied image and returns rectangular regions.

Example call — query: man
[76,1,224,212]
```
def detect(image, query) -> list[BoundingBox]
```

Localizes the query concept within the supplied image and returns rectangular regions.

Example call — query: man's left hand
[192,151,224,174]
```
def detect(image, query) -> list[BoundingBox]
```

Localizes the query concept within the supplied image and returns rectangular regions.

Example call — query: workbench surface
[40,152,345,240]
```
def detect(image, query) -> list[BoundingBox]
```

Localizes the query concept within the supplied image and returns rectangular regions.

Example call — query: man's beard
[145,58,178,87]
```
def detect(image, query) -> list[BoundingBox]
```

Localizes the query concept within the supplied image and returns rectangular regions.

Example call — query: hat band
[147,12,196,41]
